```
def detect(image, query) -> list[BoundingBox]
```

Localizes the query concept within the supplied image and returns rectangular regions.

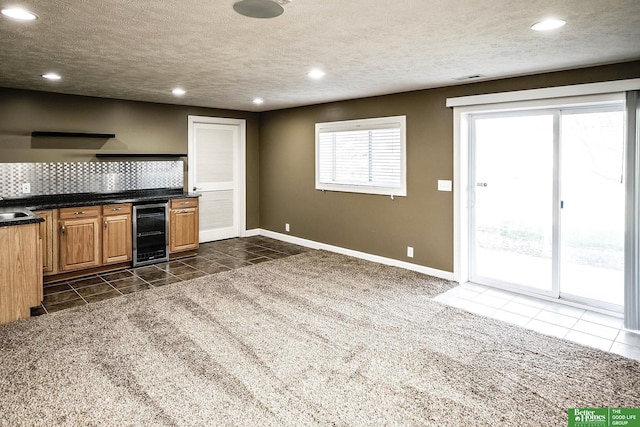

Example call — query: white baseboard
[243,228,260,237]
[255,229,455,281]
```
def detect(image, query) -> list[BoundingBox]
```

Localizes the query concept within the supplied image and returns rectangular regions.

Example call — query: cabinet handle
[74,211,85,215]
[178,209,189,213]
[104,221,108,230]
[181,202,190,205]
[61,225,65,235]
[111,208,122,211]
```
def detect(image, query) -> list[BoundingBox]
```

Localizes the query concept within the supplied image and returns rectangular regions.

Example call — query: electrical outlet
[21,183,31,194]
[407,246,414,258]
[285,223,290,232]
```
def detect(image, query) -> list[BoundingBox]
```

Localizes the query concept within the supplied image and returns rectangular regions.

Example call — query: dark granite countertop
[0,189,200,227]
[0,206,44,227]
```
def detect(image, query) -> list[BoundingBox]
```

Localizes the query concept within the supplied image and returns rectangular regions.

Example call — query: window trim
[315,115,407,196]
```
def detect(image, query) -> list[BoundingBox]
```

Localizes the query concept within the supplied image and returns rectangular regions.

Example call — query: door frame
[187,115,247,241]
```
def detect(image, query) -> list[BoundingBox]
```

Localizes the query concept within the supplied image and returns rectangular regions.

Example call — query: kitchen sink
[0,212,30,219]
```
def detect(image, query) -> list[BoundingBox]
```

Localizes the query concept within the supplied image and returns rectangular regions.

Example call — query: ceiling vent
[453,74,483,81]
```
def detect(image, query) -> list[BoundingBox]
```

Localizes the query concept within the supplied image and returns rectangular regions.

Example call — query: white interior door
[188,116,246,242]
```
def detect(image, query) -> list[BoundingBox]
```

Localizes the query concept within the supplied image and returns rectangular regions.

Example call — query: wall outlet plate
[437,180,452,192]
[285,223,290,232]
[407,246,414,258]
[21,183,31,194]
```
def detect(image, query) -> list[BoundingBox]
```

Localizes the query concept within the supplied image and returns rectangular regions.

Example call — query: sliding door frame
[454,93,629,308]
[624,91,640,330]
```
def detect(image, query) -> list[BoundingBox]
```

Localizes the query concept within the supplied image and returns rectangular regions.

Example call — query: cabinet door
[59,217,101,271]
[34,210,57,275]
[0,223,41,324]
[103,213,132,264]
[170,207,199,252]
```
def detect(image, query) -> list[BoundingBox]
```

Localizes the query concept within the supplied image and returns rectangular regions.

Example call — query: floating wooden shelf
[95,153,187,158]
[32,131,115,138]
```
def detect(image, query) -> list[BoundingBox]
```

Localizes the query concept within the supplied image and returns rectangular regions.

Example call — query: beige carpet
[1,250,639,426]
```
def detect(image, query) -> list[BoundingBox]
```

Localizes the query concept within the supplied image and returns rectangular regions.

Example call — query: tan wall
[0,88,261,229]
[2,61,639,268]
[259,61,640,272]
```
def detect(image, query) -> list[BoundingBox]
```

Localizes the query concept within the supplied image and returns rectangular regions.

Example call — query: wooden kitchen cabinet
[102,203,132,264]
[34,209,58,275]
[169,198,199,253]
[33,196,198,285]
[58,206,101,272]
[0,223,42,324]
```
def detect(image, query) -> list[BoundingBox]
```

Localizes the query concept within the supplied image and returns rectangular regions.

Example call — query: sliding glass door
[559,108,625,307]
[471,112,556,295]
[470,103,625,310]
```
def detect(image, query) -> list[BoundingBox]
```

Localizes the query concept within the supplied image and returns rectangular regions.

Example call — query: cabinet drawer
[102,203,132,216]
[170,198,198,209]
[59,206,101,219]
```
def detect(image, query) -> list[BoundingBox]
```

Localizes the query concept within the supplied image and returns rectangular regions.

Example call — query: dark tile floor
[32,236,310,316]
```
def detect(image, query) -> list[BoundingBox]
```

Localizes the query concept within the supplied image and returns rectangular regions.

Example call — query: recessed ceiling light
[531,19,566,31]
[307,69,325,79]
[42,73,61,81]
[252,98,264,105]
[1,7,38,20]
[172,88,186,96]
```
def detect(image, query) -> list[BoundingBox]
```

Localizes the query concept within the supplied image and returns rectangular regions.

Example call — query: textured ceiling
[1,0,639,112]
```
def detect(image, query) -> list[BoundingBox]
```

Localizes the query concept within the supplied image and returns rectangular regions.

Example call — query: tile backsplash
[0,161,184,199]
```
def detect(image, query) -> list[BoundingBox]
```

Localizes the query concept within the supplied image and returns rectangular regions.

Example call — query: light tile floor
[434,283,640,362]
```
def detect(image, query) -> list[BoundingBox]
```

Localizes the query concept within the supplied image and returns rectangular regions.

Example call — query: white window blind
[315,116,406,196]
